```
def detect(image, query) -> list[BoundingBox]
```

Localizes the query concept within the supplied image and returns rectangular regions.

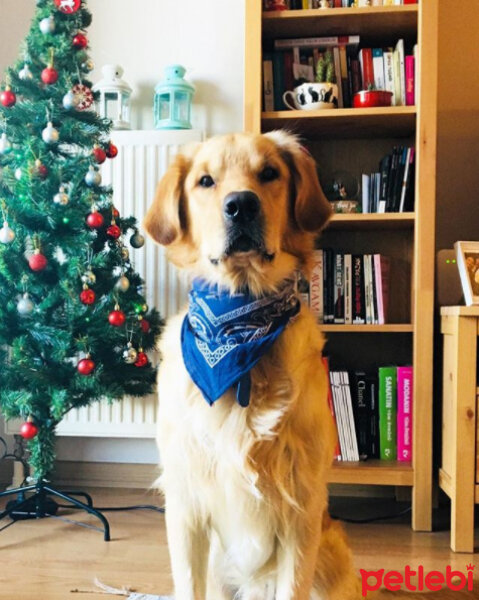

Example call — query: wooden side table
[439,306,479,553]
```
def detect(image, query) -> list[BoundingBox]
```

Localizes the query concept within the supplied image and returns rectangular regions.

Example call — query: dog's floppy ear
[143,153,190,246]
[266,130,332,232]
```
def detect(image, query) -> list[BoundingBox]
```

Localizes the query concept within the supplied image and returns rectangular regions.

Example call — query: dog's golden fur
[144,132,475,600]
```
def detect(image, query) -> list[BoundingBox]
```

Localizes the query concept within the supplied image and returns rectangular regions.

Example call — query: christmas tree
[0,0,162,483]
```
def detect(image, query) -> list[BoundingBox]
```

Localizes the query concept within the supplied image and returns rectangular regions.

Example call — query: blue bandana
[181,278,300,407]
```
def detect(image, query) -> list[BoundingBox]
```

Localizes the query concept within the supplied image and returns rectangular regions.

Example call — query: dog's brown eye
[259,166,279,183]
[199,175,215,188]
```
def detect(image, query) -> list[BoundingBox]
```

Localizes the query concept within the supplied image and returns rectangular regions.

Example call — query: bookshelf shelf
[262,6,418,40]
[329,459,413,487]
[328,212,415,230]
[261,107,416,139]
[320,324,413,333]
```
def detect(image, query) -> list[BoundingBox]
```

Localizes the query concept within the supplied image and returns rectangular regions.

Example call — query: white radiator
[55,129,203,439]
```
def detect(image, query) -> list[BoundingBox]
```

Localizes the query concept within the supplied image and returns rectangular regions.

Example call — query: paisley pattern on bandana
[181,279,300,406]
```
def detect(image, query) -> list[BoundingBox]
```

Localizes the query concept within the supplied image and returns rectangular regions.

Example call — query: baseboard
[51,461,159,489]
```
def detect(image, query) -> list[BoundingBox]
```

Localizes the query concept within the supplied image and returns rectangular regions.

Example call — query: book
[352,255,365,324]
[330,371,349,460]
[274,35,360,50]
[361,173,370,214]
[340,371,360,461]
[363,254,373,325]
[397,366,413,461]
[333,252,345,324]
[405,55,415,106]
[310,250,323,321]
[262,53,275,111]
[358,48,374,89]
[367,372,380,458]
[323,357,341,460]
[379,153,391,211]
[344,254,352,324]
[332,46,344,108]
[350,58,361,96]
[350,370,370,458]
[339,45,350,107]
[398,147,412,212]
[372,48,385,90]
[272,51,286,110]
[373,254,390,324]
[383,50,395,104]
[402,147,416,212]
[379,366,397,460]
[395,39,406,106]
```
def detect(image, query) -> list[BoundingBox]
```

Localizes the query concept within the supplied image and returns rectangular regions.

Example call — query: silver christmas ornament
[17,293,34,315]
[116,275,130,292]
[122,343,138,364]
[63,91,80,110]
[82,59,94,72]
[130,232,145,249]
[0,221,15,244]
[53,185,69,206]
[15,168,23,181]
[81,270,96,285]
[121,247,130,261]
[42,122,59,144]
[19,64,33,81]
[85,166,101,187]
[39,16,56,34]
[0,133,11,154]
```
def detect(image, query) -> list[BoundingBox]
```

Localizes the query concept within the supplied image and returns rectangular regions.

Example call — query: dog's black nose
[223,192,260,224]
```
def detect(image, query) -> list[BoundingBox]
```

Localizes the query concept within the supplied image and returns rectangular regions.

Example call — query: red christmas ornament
[140,318,151,334]
[72,32,87,49]
[80,288,96,305]
[0,88,16,107]
[112,207,120,219]
[20,420,39,439]
[29,251,48,272]
[106,143,118,159]
[41,66,59,85]
[55,0,81,14]
[108,308,126,327]
[92,146,107,164]
[107,224,121,239]
[77,357,95,375]
[35,162,49,179]
[86,211,104,229]
[134,352,148,368]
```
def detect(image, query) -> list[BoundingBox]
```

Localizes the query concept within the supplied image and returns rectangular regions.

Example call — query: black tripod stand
[0,481,111,541]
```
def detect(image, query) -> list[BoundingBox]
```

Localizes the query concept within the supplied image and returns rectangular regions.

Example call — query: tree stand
[0,482,110,541]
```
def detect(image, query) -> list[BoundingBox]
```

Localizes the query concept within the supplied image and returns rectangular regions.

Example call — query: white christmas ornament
[0,221,15,244]
[0,133,11,154]
[62,90,80,110]
[17,293,34,315]
[42,122,59,144]
[19,64,33,81]
[116,275,130,292]
[85,166,101,187]
[15,168,23,181]
[53,185,69,206]
[81,270,96,285]
[39,16,56,34]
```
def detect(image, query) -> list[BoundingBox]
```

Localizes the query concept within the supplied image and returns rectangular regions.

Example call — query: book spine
[272,51,286,110]
[374,254,384,325]
[379,366,397,460]
[397,366,413,461]
[398,147,412,212]
[352,255,365,324]
[262,54,275,112]
[323,357,341,460]
[339,45,350,107]
[334,252,345,324]
[362,174,370,214]
[397,39,406,106]
[351,58,361,96]
[328,249,335,323]
[331,371,348,460]
[372,48,385,91]
[367,373,380,458]
[274,36,360,50]
[310,250,323,321]
[344,254,352,324]
[380,256,391,323]
[283,51,294,97]
[351,370,370,457]
[342,371,360,461]
[364,254,372,325]
[383,50,395,105]
[392,46,402,106]
[333,46,344,108]
[371,253,378,324]
[358,48,374,89]
[405,54,415,106]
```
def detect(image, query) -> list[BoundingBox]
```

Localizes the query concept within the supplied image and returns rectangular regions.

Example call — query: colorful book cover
[372,48,385,91]
[358,48,374,90]
[397,366,413,461]
[379,366,397,460]
[352,254,365,324]
[310,250,323,321]
[405,55,415,106]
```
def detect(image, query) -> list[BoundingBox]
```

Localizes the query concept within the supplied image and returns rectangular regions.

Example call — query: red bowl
[353,90,393,108]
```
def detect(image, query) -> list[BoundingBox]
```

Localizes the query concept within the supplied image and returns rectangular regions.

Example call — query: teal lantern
[154,65,194,130]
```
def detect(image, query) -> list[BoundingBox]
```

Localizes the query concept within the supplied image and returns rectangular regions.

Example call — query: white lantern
[93,64,132,130]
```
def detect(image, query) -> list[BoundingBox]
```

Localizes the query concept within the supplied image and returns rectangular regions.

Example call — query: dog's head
[144,131,331,294]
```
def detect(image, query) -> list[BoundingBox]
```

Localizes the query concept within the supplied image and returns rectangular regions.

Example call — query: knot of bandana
[181,278,300,407]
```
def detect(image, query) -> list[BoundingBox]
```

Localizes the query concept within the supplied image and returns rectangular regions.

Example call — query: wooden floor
[0,488,477,599]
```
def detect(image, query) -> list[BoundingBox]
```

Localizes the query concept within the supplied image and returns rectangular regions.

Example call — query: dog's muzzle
[222,191,265,256]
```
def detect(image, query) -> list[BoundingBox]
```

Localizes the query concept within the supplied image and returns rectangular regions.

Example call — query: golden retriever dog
[144,131,475,600]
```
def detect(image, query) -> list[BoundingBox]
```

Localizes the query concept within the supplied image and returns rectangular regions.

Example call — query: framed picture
[454,241,479,305]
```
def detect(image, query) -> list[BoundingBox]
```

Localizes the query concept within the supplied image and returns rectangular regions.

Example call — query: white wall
[0,0,245,465]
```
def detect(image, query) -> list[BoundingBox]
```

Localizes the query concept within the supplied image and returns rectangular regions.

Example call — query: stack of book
[264,1,418,11]
[308,250,390,325]
[323,360,413,462]
[361,146,415,213]
[263,35,416,110]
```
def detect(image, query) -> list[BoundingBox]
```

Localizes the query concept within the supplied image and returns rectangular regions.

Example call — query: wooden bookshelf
[245,0,439,531]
